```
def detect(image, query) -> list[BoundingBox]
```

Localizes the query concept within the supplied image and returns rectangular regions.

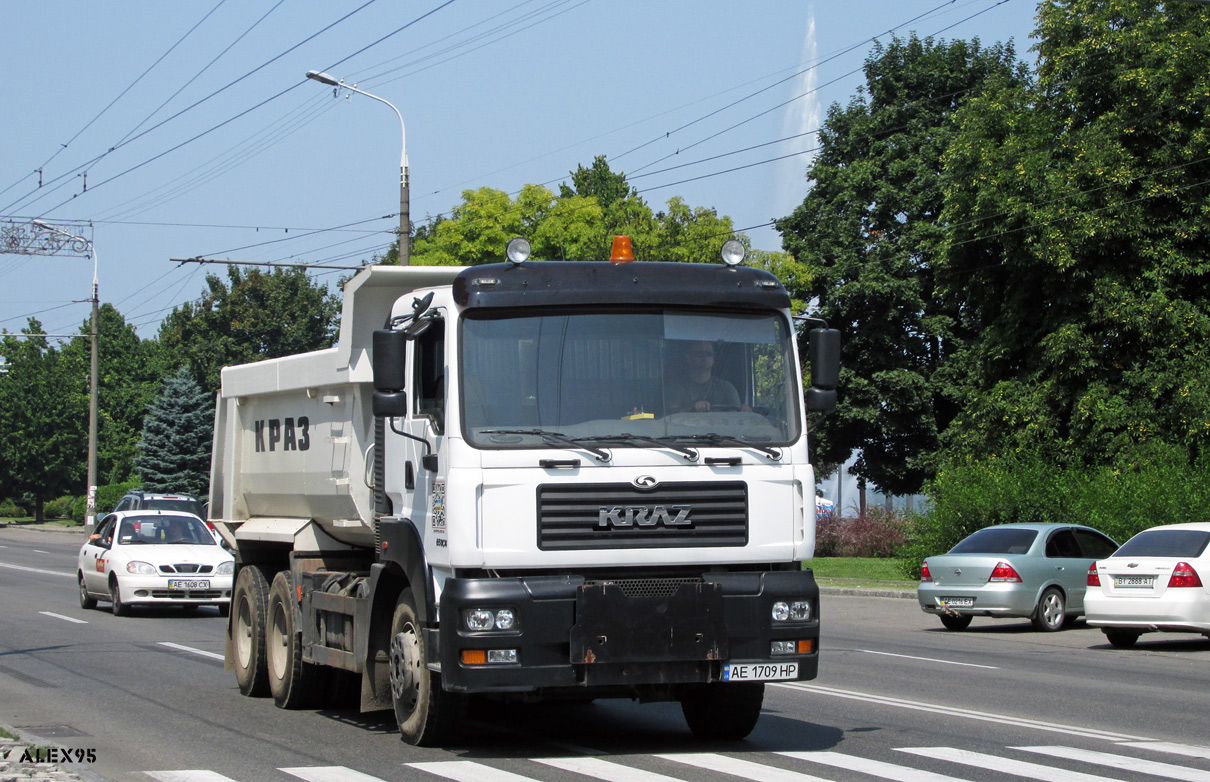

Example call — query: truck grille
[537,481,747,551]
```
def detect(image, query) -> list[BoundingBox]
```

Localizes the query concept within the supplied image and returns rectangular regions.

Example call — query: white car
[77,511,234,616]
[1085,522,1210,648]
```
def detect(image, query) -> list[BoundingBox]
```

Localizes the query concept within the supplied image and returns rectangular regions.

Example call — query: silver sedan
[918,523,1118,632]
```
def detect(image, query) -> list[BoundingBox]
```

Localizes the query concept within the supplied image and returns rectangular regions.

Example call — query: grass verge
[804,557,916,590]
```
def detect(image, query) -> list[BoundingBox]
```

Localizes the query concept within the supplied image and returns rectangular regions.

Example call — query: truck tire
[267,571,329,709]
[233,565,271,697]
[680,682,764,740]
[389,589,465,746]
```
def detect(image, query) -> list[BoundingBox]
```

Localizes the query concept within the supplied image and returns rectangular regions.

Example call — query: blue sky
[0,0,1038,341]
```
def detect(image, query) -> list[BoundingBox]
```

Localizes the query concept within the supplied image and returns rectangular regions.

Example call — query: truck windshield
[460,310,800,448]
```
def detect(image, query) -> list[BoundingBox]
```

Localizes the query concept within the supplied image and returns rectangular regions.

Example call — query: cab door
[80,517,116,593]
[398,313,446,543]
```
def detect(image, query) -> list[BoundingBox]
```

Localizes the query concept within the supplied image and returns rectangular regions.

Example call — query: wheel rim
[1041,593,1063,627]
[389,623,420,716]
[268,602,288,679]
[111,581,121,610]
[79,577,88,601]
[236,594,254,667]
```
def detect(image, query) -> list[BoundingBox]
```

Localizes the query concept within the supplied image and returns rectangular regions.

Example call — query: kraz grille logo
[597,505,691,529]
[255,417,311,452]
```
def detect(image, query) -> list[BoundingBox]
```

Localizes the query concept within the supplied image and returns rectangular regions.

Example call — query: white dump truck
[209,239,839,745]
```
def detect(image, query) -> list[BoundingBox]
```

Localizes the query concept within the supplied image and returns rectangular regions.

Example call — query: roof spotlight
[721,239,746,266]
[506,237,531,264]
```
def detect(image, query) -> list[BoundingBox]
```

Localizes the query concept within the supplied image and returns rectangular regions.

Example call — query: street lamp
[31,220,100,528]
[306,70,411,266]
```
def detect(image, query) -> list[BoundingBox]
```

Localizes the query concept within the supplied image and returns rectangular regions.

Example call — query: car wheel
[1031,587,1065,632]
[110,577,129,617]
[939,613,972,631]
[78,573,96,610]
[232,565,271,697]
[1104,629,1140,649]
[267,571,329,709]
[389,588,465,746]
[680,682,765,740]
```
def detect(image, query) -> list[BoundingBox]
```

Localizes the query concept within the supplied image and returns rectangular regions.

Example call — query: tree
[157,266,340,395]
[776,34,1026,496]
[135,367,213,496]
[0,322,86,521]
[939,0,1210,465]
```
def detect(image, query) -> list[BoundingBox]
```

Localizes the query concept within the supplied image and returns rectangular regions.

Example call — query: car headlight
[216,561,234,575]
[126,561,157,575]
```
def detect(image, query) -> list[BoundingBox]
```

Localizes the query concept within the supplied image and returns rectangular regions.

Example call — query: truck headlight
[464,608,519,632]
[772,600,812,622]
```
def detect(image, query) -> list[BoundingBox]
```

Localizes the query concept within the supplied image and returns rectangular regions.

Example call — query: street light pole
[30,220,99,528]
[306,70,410,266]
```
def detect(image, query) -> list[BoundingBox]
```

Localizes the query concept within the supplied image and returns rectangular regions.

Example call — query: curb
[819,586,916,600]
[1,725,107,782]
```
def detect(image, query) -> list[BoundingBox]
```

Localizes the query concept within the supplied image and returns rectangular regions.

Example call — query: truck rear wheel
[680,682,764,740]
[389,589,464,746]
[233,565,271,697]
[268,571,329,708]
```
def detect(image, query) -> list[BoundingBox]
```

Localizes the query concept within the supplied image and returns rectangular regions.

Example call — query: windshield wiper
[480,429,611,462]
[675,433,782,460]
[583,434,699,462]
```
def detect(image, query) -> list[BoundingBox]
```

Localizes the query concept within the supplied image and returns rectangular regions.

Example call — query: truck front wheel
[680,682,764,740]
[389,589,464,746]
[233,565,271,697]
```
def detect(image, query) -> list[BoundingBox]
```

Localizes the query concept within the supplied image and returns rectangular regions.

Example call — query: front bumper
[115,574,233,605]
[435,569,819,695]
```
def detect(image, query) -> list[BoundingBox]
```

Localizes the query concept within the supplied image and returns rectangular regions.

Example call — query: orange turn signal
[610,235,635,264]
[461,649,487,665]
[798,639,814,654]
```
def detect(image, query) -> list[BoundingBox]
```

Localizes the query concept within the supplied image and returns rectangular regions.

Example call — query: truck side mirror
[373,329,407,392]
[373,391,408,418]
[806,328,840,413]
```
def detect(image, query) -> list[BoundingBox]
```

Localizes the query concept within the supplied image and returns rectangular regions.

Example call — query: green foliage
[777,34,1026,495]
[815,507,912,558]
[43,495,77,519]
[901,446,1210,577]
[96,481,140,516]
[0,498,26,519]
[135,368,213,496]
[157,267,340,395]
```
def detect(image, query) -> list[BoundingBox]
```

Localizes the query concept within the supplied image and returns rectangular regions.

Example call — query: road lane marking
[146,773,241,782]
[660,752,836,781]
[855,649,999,669]
[1117,741,1210,759]
[158,642,224,661]
[781,750,975,782]
[407,762,537,781]
[0,561,74,578]
[536,756,687,781]
[40,612,87,624]
[898,747,1122,782]
[777,683,1148,742]
[1016,746,1210,781]
[282,768,389,782]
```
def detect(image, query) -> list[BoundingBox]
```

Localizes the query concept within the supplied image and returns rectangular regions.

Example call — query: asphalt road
[3,524,1210,782]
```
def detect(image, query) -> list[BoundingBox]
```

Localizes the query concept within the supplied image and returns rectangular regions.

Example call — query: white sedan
[77,511,234,616]
[1085,522,1210,648]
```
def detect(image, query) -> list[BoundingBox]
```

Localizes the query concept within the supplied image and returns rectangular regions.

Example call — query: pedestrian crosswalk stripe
[535,756,688,781]
[779,750,974,782]
[407,760,536,781]
[280,766,388,782]
[897,747,1120,782]
[658,752,837,781]
[145,772,240,782]
[1016,745,1210,782]
[1119,741,1210,760]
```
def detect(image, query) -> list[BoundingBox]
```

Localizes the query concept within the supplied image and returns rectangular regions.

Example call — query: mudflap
[570,581,727,685]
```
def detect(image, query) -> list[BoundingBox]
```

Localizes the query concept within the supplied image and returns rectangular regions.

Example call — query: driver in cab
[665,340,748,413]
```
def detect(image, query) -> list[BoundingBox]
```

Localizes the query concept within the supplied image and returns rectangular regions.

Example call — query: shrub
[44,495,78,519]
[97,481,140,515]
[0,499,26,519]
[816,507,911,558]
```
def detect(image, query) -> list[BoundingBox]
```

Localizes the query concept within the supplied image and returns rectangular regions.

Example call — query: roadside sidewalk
[0,521,88,536]
[1,726,102,782]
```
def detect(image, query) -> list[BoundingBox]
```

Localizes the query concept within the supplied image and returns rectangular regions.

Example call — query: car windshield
[143,497,204,517]
[460,310,800,448]
[1113,529,1210,558]
[117,516,215,546]
[949,527,1038,555]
